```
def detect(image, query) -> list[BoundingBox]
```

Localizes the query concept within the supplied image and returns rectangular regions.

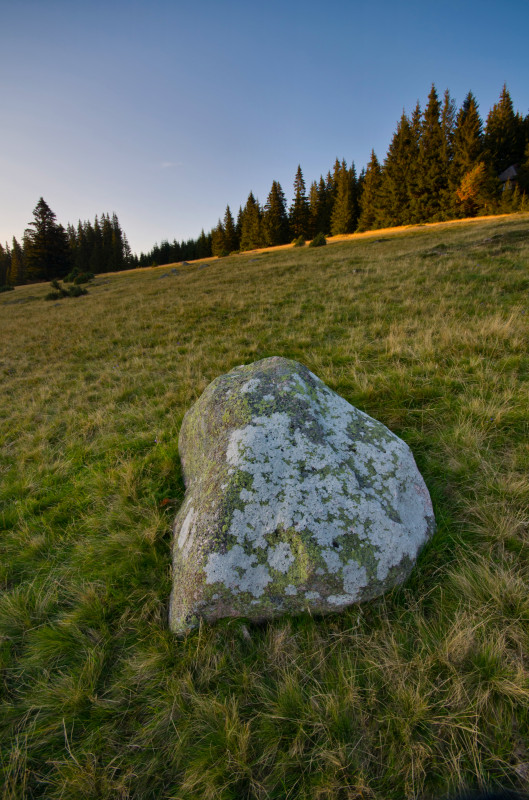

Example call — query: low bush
[292,235,305,247]
[73,272,95,284]
[309,232,327,247]
[45,280,88,300]
[0,285,14,293]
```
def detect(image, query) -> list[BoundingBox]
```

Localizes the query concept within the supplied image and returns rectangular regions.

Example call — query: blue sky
[1,0,528,255]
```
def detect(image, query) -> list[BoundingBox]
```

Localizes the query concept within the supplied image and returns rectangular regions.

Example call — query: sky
[1,0,529,256]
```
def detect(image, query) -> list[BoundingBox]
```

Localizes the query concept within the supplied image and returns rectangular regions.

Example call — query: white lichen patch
[204,545,271,598]
[169,356,435,635]
[240,378,261,394]
[268,542,295,573]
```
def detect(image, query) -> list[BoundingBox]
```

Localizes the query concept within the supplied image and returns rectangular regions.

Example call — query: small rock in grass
[169,357,435,634]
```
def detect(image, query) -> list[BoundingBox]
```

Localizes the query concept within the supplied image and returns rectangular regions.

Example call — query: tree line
[2,84,529,285]
[0,199,133,287]
[138,84,529,267]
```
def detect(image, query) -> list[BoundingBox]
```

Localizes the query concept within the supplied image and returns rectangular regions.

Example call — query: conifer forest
[1,83,528,287]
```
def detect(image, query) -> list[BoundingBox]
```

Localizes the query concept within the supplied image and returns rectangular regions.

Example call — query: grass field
[1,214,529,799]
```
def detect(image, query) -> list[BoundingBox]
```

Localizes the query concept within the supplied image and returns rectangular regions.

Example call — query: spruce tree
[240,192,263,251]
[24,197,71,281]
[440,89,457,216]
[289,165,309,239]
[484,84,526,174]
[211,220,226,256]
[357,151,382,232]
[263,181,289,246]
[330,160,358,235]
[450,92,485,216]
[75,222,91,273]
[308,181,319,239]
[378,112,415,226]
[414,85,448,221]
[406,102,423,222]
[89,216,103,274]
[7,238,25,285]
[223,205,238,252]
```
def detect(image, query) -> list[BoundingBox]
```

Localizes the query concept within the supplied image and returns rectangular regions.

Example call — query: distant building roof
[499,164,518,183]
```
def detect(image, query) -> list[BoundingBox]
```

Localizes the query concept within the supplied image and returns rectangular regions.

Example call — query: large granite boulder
[169,357,435,634]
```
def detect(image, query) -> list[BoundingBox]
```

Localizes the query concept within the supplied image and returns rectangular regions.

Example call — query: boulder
[169,357,435,634]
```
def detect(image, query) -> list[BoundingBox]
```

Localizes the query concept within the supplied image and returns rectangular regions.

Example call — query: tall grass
[1,215,529,799]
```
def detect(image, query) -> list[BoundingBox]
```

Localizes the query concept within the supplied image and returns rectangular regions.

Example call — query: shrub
[45,280,88,300]
[73,272,95,284]
[0,285,14,293]
[309,232,327,247]
[66,269,95,284]
[292,236,305,247]
[68,284,88,297]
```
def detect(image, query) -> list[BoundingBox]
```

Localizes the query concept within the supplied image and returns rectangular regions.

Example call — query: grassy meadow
[1,214,529,799]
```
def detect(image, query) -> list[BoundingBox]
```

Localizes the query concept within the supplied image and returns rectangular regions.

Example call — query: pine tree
[414,85,448,221]
[330,160,358,235]
[484,84,526,174]
[308,181,319,239]
[357,151,382,232]
[377,112,415,226]
[289,165,309,239]
[24,197,71,281]
[196,229,212,259]
[88,216,103,274]
[406,102,423,223]
[263,181,289,246]
[111,213,126,271]
[211,220,226,256]
[240,192,263,251]
[450,94,483,190]
[440,89,457,215]
[223,205,238,252]
[7,237,25,285]
[75,222,91,273]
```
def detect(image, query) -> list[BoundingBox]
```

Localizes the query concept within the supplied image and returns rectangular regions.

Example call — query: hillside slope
[1,213,528,799]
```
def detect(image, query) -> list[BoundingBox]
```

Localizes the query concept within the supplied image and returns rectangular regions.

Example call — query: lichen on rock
[169,356,435,634]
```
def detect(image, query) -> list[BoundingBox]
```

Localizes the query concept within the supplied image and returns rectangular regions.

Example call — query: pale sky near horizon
[1,0,529,255]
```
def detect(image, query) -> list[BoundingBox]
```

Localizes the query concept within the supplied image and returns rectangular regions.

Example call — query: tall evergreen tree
[289,165,309,239]
[263,181,289,246]
[439,89,457,215]
[330,160,358,235]
[406,101,423,223]
[211,220,226,256]
[484,84,526,174]
[223,205,238,252]
[357,151,382,232]
[24,197,71,281]
[308,181,319,239]
[378,112,415,226]
[450,92,486,216]
[88,216,103,274]
[414,85,448,221]
[451,94,483,181]
[8,237,25,286]
[196,229,212,259]
[240,192,263,251]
